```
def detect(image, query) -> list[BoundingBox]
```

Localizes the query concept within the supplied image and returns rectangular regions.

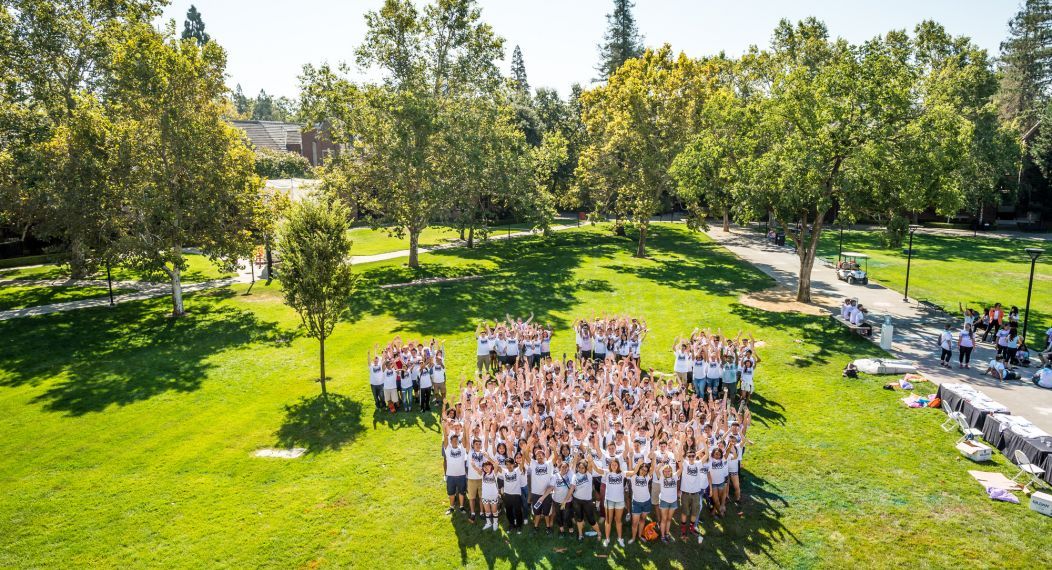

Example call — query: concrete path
[706,225,1052,434]
[0,224,579,321]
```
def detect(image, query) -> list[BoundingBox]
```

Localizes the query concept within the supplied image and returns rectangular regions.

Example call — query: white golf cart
[836,252,869,285]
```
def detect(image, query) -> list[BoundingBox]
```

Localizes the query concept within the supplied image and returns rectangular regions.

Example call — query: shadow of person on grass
[275,392,363,453]
[371,408,441,434]
[446,468,797,569]
[0,288,295,416]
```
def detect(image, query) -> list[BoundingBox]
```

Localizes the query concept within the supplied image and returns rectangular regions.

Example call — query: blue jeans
[401,388,413,408]
[692,377,705,395]
[706,378,720,395]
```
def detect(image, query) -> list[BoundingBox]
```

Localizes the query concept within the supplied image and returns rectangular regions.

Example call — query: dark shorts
[446,475,467,496]
[631,499,652,515]
[530,493,553,516]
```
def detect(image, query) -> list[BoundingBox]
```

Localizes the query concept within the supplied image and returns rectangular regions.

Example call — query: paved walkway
[0,224,579,321]
[706,225,1052,434]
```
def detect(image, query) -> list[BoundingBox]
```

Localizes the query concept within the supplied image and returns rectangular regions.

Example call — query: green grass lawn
[816,229,1052,334]
[0,253,233,283]
[349,219,577,256]
[0,285,134,311]
[0,225,1048,568]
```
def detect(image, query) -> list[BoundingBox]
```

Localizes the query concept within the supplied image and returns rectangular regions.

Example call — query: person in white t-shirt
[566,458,600,540]
[589,451,628,548]
[367,350,384,410]
[673,339,692,384]
[381,361,399,413]
[656,461,681,543]
[478,460,501,531]
[475,324,493,372]
[938,324,953,368]
[442,432,468,515]
[1033,363,1052,389]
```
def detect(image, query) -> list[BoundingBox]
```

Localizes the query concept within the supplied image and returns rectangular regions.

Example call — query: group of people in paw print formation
[436,315,760,550]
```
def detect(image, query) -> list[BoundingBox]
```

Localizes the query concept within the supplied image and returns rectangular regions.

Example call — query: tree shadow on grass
[729,303,885,369]
[370,408,442,434]
[748,393,787,428]
[275,393,364,453]
[0,288,295,415]
[606,225,775,296]
[347,231,621,336]
[447,468,797,568]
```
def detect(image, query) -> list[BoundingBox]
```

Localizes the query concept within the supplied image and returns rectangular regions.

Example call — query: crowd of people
[438,316,760,549]
[935,302,1052,388]
[367,337,448,412]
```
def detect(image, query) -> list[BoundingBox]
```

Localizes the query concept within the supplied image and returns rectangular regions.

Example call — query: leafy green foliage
[180,4,209,45]
[595,0,644,80]
[277,195,355,393]
[254,147,314,179]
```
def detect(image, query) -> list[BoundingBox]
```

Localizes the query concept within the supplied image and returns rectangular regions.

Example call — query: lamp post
[104,263,113,309]
[903,225,918,302]
[1022,247,1044,344]
[838,224,844,264]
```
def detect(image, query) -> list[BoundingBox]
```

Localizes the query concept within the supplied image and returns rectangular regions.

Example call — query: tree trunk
[170,246,185,316]
[319,335,328,396]
[796,252,815,303]
[265,239,273,279]
[635,221,648,258]
[722,209,730,232]
[408,228,420,268]
[467,226,474,248]
[459,227,465,240]
[69,235,89,279]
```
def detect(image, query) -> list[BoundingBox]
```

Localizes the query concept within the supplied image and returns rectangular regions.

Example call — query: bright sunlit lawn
[815,228,1052,334]
[0,224,1049,568]
[0,285,134,311]
[348,218,577,256]
[0,252,234,283]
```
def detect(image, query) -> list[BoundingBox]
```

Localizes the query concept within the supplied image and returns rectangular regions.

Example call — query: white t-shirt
[1036,367,1052,389]
[502,466,523,494]
[382,369,398,390]
[681,461,708,493]
[571,473,592,500]
[481,472,499,500]
[940,331,953,351]
[658,475,679,503]
[551,471,572,503]
[674,350,691,373]
[577,331,593,351]
[369,364,383,386]
[467,449,486,480]
[603,472,626,502]
[419,368,432,389]
[530,460,553,494]
[477,335,492,356]
[631,474,651,502]
[505,337,519,356]
[444,446,467,477]
[709,458,728,485]
[432,364,446,383]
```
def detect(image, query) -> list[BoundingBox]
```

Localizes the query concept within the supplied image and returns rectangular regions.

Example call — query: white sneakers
[603,538,610,547]
[617,538,625,547]
[483,520,492,530]
[698,534,704,544]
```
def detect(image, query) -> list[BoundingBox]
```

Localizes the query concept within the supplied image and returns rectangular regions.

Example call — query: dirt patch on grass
[739,286,832,316]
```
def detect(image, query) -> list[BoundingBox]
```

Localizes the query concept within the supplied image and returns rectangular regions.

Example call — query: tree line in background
[2,0,1051,309]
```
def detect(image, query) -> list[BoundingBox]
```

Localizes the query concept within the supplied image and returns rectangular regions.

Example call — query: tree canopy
[595,0,644,80]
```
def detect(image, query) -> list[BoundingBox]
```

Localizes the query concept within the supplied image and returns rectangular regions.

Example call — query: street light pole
[903,226,918,302]
[105,262,115,307]
[1022,247,1044,344]
[838,225,844,264]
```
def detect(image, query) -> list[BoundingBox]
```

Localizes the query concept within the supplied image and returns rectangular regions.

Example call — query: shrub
[254,147,314,179]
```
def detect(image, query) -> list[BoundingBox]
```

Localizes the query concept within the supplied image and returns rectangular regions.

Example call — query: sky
[158,0,1022,100]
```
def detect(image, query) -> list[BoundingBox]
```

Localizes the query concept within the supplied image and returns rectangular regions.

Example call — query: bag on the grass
[642,522,659,542]
[927,397,941,408]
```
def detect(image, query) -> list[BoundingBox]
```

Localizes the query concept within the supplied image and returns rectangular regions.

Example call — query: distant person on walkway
[938,325,953,368]
[957,325,975,369]
[1034,363,1052,389]
[1003,329,1020,365]
[981,304,1004,343]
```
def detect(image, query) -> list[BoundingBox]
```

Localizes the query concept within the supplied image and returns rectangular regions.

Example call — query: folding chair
[1011,450,1047,494]
[954,413,983,444]
[939,400,957,432]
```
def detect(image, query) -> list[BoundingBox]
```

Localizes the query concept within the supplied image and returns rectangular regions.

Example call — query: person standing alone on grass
[938,324,953,368]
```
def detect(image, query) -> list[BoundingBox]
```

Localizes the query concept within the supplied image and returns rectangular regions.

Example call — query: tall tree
[510,44,529,93]
[181,4,210,45]
[278,195,355,395]
[0,0,164,277]
[997,0,1052,129]
[670,55,757,232]
[232,83,252,118]
[253,89,275,120]
[595,0,644,80]
[300,0,506,268]
[108,23,262,316]
[577,45,708,257]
